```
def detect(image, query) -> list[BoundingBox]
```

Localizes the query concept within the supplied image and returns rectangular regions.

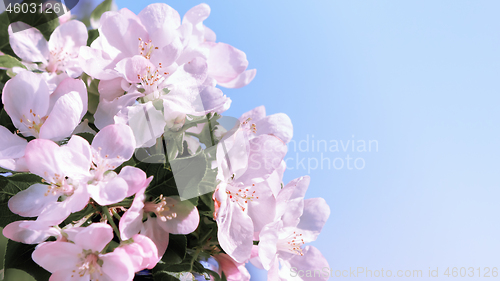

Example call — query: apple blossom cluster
[0,1,330,281]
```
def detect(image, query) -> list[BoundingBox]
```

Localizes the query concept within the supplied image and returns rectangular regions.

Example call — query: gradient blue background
[3,0,500,280]
[118,0,500,280]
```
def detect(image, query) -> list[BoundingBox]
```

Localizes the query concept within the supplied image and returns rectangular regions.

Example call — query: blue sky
[117,0,500,280]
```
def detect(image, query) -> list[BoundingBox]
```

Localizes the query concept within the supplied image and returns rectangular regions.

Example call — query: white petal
[0,125,28,159]
[8,22,48,63]
[8,183,58,217]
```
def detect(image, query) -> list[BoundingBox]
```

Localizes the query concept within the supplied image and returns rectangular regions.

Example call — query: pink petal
[94,91,142,130]
[78,46,120,80]
[141,217,170,258]
[138,3,181,34]
[217,129,250,181]
[32,241,82,273]
[49,77,88,120]
[8,22,49,63]
[8,183,58,217]
[280,246,330,281]
[100,10,148,57]
[182,3,210,25]
[258,221,281,270]
[206,42,248,83]
[88,176,128,206]
[100,251,135,281]
[237,135,288,184]
[73,223,113,252]
[255,113,293,144]
[217,198,253,263]
[62,135,92,176]
[246,181,276,234]
[25,139,63,179]
[98,77,126,101]
[0,125,28,159]
[157,196,199,235]
[296,198,330,242]
[119,185,146,240]
[92,124,136,167]
[48,20,87,55]
[2,71,50,136]
[239,105,266,124]
[39,91,83,141]
[218,69,257,89]
[118,234,159,271]
[119,167,151,197]
[215,253,251,281]
[3,220,59,244]
[115,55,155,84]
[125,101,167,148]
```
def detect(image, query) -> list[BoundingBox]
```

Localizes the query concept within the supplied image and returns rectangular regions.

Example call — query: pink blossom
[214,253,251,281]
[213,128,287,263]
[32,223,135,281]
[119,184,199,258]
[8,20,88,77]
[115,234,159,271]
[1,71,87,141]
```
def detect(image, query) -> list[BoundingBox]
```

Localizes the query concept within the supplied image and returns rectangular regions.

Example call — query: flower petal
[2,71,50,136]
[3,220,60,244]
[88,176,128,206]
[296,198,330,242]
[8,22,48,63]
[157,196,199,235]
[32,241,82,273]
[48,20,87,55]
[0,125,28,159]
[39,91,83,141]
[73,223,113,252]
[101,250,135,281]
[206,42,248,83]
[218,69,257,89]
[217,198,253,263]
[8,183,58,217]
[92,123,136,167]
[119,185,146,240]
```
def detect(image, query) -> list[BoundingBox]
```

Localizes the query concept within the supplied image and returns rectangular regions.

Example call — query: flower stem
[103,206,121,241]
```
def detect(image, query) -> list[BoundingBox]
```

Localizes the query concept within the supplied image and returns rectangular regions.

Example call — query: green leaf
[90,0,113,27]
[87,29,99,46]
[0,108,15,133]
[168,152,207,201]
[76,132,95,144]
[162,235,187,265]
[0,173,42,228]
[0,55,26,69]
[4,240,51,281]
[87,79,100,114]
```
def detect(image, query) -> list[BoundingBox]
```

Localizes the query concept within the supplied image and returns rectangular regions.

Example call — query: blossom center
[19,109,47,137]
[138,37,158,60]
[47,47,74,73]
[90,147,122,181]
[241,118,257,134]
[277,231,305,256]
[226,183,259,212]
[42,173,74,197]
[144,195,177,221]
[73,252,103,279]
